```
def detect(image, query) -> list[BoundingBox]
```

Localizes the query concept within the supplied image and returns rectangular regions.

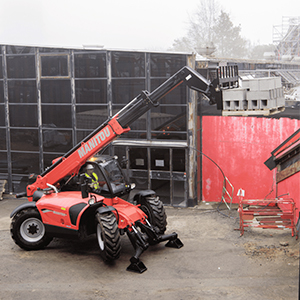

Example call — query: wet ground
[0,194,299,300]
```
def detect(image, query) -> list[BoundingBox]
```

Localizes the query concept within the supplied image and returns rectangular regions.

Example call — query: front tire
[96,212,121,262]
[139,196,167,234]
[10,208,52,250]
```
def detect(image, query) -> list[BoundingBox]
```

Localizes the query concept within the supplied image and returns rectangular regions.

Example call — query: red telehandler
[10,66,236,273]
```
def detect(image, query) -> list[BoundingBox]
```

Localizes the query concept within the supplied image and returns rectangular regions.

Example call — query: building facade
[0,45,198,207]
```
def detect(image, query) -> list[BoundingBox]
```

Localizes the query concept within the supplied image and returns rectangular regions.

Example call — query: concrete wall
[199,116,300,204]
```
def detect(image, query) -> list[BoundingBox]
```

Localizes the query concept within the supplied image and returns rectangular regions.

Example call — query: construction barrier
[238,196,298,238]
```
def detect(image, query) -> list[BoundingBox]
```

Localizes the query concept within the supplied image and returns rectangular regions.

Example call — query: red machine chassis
[35,191,147,232]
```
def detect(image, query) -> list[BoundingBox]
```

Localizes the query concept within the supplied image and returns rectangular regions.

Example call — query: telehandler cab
[10,65,237,273]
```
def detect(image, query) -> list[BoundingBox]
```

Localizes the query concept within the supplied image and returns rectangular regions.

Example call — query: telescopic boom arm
[25,66,223,200]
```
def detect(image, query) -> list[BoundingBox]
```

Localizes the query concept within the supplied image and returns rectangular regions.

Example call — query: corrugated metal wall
[200,116,300,204]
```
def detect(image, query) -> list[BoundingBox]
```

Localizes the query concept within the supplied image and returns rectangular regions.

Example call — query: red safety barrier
[238,197,298,239]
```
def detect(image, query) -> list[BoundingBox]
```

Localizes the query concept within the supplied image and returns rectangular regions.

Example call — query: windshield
[102,160,127,194]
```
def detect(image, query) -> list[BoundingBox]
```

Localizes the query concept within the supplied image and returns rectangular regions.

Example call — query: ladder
[221,176,234,210]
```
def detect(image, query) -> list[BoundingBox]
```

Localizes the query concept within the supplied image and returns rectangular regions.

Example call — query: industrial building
[0,46,198,206]
[0,43,299,211]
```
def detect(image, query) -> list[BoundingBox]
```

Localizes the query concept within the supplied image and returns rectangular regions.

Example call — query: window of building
[172,180,186,206]
[76,105,108,130]
[0,152,8,173]
[129,147,148,170]
[39,47,69,53]
[7,55,36,78]
[0,60,3,78]
[40,55,69,77]
[112,79,145,104]
[11,129,39,151]
[0,128,6,150]
[76,130,92,144]
[41,79,71,103]
[112,52,145,77]
[11,152,39,174]
[75,79,107,103]
[0,84,3,103]
[151,179,170,204]
[42,105,72,128]
[0,105,4,126]
[8,80,36,103]
[173,148,186,172]
[43,129,72,153]
[150,54,186,77]
[150,105,187,140]
[9,105,38,127]
[6,46,35,54]
[151,148,170,171]
[75,53,106,78]
[150,78,187,105]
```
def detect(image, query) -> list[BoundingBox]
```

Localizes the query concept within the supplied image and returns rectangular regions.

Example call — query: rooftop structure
[273,16,300,61]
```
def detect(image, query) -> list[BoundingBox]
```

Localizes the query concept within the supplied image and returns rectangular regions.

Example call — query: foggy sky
[0,0,299,51]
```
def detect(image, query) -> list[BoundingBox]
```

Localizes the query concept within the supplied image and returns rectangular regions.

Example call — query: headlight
[130,183,136,190]
[88,198,96,205]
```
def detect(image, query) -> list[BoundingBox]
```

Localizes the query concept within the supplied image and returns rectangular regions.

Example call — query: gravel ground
[0,194,299,300]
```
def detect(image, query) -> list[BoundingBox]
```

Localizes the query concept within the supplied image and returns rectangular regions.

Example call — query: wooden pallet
[222,106,285,117]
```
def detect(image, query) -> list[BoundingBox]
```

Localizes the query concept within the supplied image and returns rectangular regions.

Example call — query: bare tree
[171,0,248,58]
[188,0,219,50]
[213,11,248,58]
[172,0,219,53]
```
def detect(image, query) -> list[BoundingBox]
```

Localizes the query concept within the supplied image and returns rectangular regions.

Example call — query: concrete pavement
[0,194,299,300]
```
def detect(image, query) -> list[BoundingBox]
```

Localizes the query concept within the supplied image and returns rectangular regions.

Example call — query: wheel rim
[97,224,105,250]
[20,218,45,243]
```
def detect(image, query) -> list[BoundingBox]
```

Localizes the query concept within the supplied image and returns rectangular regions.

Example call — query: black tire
[10,208,53,250]
[96,212,121,262]
[139,196,167,234]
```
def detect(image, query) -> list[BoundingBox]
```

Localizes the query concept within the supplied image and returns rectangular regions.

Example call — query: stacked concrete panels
[222,77,285,116]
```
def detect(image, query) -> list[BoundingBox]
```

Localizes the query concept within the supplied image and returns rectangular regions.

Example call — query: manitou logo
[78,127,111,159]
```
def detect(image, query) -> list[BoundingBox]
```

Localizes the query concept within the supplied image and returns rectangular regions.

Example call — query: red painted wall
[199,116,300,204]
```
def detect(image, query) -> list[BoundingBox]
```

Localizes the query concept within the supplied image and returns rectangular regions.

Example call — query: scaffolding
[273,16,300,60]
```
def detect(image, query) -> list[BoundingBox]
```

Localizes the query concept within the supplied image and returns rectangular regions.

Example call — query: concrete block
[274,77,282,88]
[241,79,259,90]
[241,77,282,91]
[277,88,284,98]
[223,99,248,111]
[259,99,269,109]
[222,88,247,101]
[266,99,277,108]
[241,100,248,110]
[246,90,270,101]
[223,100,234,110]
[276,96,285,107]
[258,78,275,90]
[233,100,246,110]
[248,100,259,109]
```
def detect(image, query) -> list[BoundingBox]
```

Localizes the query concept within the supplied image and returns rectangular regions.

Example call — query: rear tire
[139,196,167,234]
[96,212,121,262]
[10,208,52,250]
